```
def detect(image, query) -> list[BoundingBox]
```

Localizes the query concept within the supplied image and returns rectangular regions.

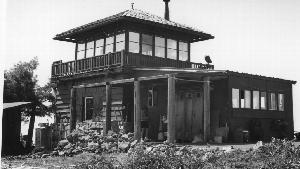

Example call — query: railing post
[120,50,124,67]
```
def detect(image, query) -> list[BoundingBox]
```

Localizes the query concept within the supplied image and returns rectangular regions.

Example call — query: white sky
[2,0,300,130]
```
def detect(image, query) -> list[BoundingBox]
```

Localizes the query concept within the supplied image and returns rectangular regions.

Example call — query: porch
[51,51,214,79]
[69,72,215,143]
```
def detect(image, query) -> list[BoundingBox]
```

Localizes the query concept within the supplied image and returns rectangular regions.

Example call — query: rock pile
[50,127,135,157]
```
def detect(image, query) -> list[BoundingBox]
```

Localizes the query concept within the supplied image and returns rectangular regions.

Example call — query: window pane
[129,32,139,43]
[106,36,114,45]
[116,41,125,51]
[142,34,153,45]
[105,44,113,53]
[155,47,165,58]
[179,42,188,51]
[179,51,188,61]
[86,41,94,49]
[155,36,165,47]
[95,46,104,56]
[129,42,139,53]
[96,39,104,47]
[86,48,94,57]
[167,49,177,59]
[260,92,267,109]
[77,43,85,51]
[232,88,239,108]
[253,91,259,109]
[278,94,284,111]
[244,90,251,108]
[269,93,277,110]
[85,97,94,120]
[142,44,152,55]
[116,33,125,43]
[77,50,85,59]
[167,39,177,49]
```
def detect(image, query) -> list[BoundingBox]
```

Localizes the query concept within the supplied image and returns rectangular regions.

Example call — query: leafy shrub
[125,139,300,169]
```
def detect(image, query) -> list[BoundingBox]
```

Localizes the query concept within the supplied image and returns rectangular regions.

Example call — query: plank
[167,75,176,143]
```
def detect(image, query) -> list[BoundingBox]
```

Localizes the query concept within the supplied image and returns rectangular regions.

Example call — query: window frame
[268,92,277,111]
[84,97,94,121]
[232,88,240,108]
[278,93,285,111]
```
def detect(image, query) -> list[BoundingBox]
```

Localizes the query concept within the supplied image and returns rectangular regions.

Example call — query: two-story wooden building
[51,1,296,143]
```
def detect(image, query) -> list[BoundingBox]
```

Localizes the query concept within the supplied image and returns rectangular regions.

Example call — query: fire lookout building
[51,1,296,143]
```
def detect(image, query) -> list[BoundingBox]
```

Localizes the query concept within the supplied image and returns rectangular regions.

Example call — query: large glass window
[116,33,125,52]
[253,91,260,109]
[268,92,277,110]
[232,88,239,108]
[95,38,104,55]
[260,92,267,109]
[129,32,140,53]
[240,90,251,108]
[141,34,153,56]
[278,94,284,111]
[167,39,177,59]
[77,43,85,59]
[179,42,188,61]
[105,36,114,54]
[155,36,165,58]
[86,41,95,57]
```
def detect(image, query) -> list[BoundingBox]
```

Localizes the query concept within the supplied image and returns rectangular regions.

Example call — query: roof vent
[163,0,170,20]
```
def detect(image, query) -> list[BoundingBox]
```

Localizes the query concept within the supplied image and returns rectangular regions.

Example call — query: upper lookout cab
[51,4,214,79]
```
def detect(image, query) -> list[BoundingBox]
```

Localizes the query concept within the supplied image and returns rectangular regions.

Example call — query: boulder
[58,140,69,148]
[64,143,73,149]
[118,142,130,151]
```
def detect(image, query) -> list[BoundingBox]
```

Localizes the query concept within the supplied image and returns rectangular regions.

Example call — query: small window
[167,39,177,59]
[77,43,85,59]
[179,42,188,61]
[241,90,251,108]
[260,92,267,109]
[129,32,140,53]
[141,34,153,56]
[278,93,284,111]
[253,91,259,109]
[116,33,125,51]
[232,88,239,108]
[95,38,104,55]
[86,41,95,57]
[268,92,277,110]
[84,97,94,121]
[105,36,114,53]
[155,36,165,58]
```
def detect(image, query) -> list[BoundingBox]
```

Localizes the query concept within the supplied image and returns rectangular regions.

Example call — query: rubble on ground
[30,123,135,158]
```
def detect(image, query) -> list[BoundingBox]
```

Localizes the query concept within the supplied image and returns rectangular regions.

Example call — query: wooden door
[175,91,204,142]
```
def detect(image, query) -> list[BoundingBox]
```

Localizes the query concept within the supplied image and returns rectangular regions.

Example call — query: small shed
[2,102,31,155]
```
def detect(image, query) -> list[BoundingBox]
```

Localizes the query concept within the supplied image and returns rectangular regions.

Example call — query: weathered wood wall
[227,75,294,142]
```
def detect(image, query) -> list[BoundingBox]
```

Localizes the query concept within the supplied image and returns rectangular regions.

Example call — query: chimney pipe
[163,0,170,20]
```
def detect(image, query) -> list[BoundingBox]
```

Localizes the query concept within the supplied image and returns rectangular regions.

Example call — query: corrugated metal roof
[3,102,31,110]
[54,9,213,42]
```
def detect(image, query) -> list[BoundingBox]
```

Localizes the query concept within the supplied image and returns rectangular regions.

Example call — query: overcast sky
[3,0,300,130]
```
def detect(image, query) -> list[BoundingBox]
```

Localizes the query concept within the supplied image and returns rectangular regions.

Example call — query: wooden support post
[203,77,211,142]
[70,88,77,131]
[104,82,112,135]
[167,75,176,143]
[134,80,141,140]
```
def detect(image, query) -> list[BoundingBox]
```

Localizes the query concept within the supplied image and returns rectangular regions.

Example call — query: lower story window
[241,90,251,108]
[278,93,284,111]
[268,92,277,110]
[260,92,267,109]
[84,97,94,120]
[232,88,239,108]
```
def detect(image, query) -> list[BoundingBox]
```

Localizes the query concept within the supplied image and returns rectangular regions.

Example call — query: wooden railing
[52,50,214,77]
